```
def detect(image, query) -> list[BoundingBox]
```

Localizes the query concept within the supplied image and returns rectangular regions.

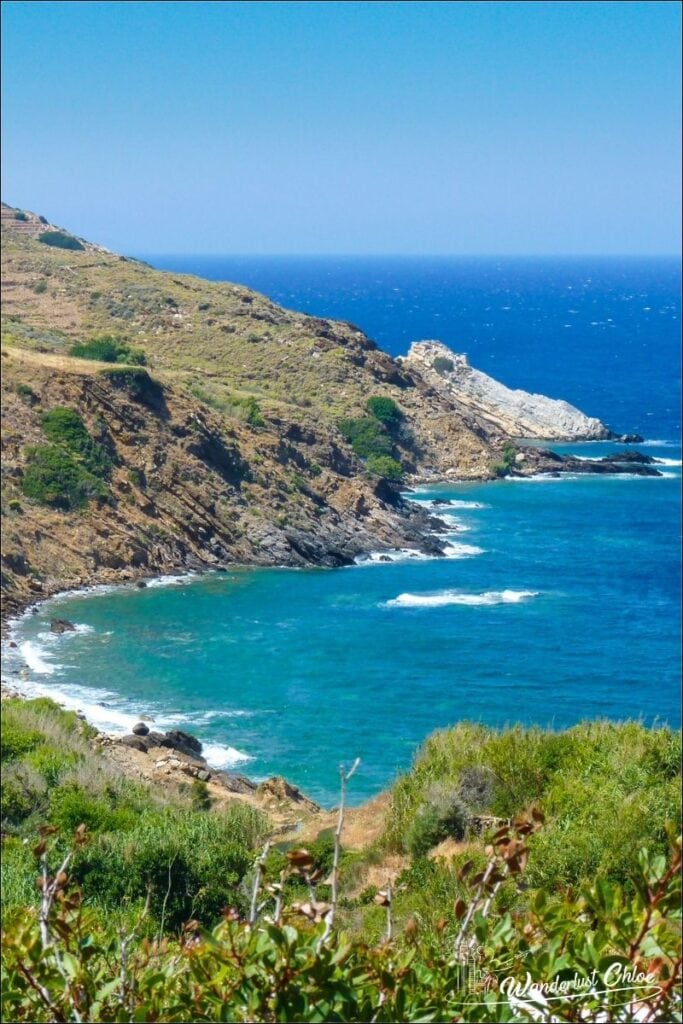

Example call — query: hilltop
[0,202,651,613]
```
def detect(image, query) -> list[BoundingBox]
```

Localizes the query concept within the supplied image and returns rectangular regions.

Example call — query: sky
[1,1,681,255]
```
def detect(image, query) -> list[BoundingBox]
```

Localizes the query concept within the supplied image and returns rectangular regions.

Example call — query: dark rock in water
[378,554,392,562]
[50,619,76,634]
[132,722,149,736]
[135,580,147,589]
[599,450,655,465]
[431,499,452,507]
[613,433,645,444]
[8,641,17,648]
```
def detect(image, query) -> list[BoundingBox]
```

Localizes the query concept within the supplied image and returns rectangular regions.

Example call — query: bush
[432,356,454,373]
[232,395,265,427]
[365,455,403,481]
[492,443,517,478]
[14,210,28,221]
[1,777,35,824]
[14,383,38,405]
[1,720,46,762]
[405,784,468,858]
[32,280,48,294]
[190,779,212,812]
[339,417,393,459]
[21,445,107,509]
[365,396,403,430]
[38,230,85,251]
[70,336,146,365]
[40,407,112,479]
[49,784,137,835]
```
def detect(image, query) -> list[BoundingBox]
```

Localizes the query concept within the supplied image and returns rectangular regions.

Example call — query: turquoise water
[7,448,680,805]
[4,258,681,805]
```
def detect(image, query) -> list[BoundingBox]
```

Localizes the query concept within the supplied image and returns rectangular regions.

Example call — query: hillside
[0,203,650,613]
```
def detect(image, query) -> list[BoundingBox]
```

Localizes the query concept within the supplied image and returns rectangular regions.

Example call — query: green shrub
[14,210,28,221]
[432,356,455,373]
[365,454,403,481]
[365,396,403,430]
[21,444,107,509]
[14,383,38,405]
[190,779,212,812]
[0,778,35,824]
[127,467,145,489]
[1,720,45,762]
[25,746,81,787]
[339,417,393,459]
[40,407,112,479]
[405,784,468,858]
[49,784,137,835]
[492,443,518,478]
[70,335,146,365]
[71,808,264,930]
[37,230,85,251]
[32,280,48,294]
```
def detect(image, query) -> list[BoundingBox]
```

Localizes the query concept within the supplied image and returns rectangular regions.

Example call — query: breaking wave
[385,589,540,609]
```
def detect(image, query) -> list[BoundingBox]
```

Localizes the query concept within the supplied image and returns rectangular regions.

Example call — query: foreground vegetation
[1,698,681,1021]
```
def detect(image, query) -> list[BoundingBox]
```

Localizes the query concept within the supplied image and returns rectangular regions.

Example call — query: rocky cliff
[402,340,616,441]
[0,203,650,614]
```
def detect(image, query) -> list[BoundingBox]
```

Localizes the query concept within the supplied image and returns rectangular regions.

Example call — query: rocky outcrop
[50,619,76,634]
[402,341,613,441]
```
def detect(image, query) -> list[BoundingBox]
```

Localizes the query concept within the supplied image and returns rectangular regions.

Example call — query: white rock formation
[402,340,611,441]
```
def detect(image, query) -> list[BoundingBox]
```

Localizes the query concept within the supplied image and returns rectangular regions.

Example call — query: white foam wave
[442,542,485,558]
[413,498,488,510]
[2,672,140,733]
[354,549,431,565]
[144,573,195,589]
[655,458,682,467]
[153,708,257,728]
[20,641,58,675]
[201,742,253,768]
[639,439,678,447]
[386,589,539,609]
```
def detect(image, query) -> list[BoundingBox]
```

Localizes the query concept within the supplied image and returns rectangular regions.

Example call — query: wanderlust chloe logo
[499,962,663,1004]
[454,943,664,1009]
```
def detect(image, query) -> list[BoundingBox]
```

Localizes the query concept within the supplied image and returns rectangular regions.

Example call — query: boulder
[258,775,320,813]
[215,772,258,794]
[135,580,147,589]
[132,722,149,736]
[165,729,203,757]
[119,735,151,753]
[50,619,76,634]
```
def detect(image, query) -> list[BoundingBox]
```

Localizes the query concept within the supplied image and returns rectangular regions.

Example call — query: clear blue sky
[2,1,681,254]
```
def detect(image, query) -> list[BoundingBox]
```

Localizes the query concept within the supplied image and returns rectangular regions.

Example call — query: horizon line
[133,251,683,260]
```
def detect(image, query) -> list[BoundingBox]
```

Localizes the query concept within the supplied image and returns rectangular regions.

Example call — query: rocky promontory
[401,340,637,442]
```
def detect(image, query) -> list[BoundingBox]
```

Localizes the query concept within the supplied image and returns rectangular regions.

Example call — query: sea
[4,256,681,806]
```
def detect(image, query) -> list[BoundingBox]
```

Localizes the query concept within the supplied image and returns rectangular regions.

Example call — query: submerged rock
[50,618,75,634]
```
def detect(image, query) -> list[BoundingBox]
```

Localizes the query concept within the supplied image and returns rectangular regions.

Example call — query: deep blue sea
[5,257,681,805]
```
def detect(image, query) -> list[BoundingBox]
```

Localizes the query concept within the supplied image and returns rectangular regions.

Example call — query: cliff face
[402,341,611,442]
[0,204,642,612]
